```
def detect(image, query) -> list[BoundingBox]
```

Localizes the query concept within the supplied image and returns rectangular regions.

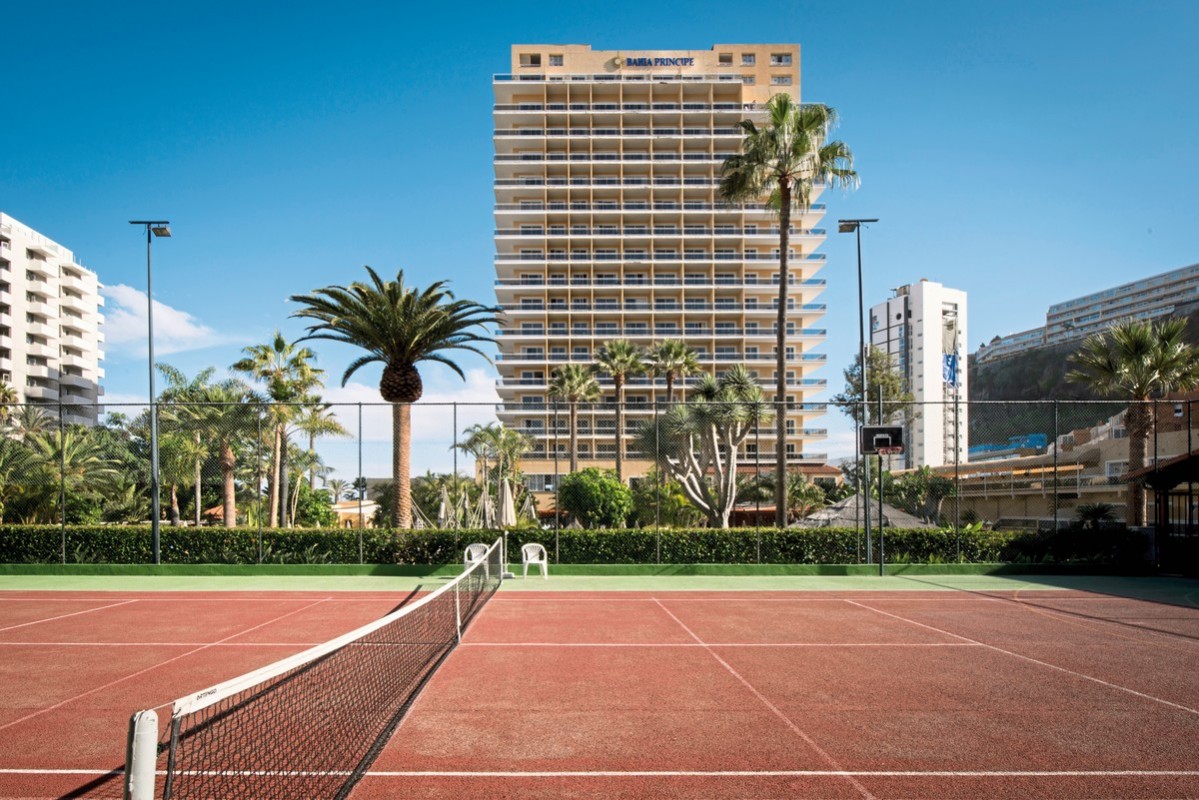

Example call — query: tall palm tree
[291,267,496,527]
[1067,318,1199,526]
[195,379,255,528]
[548,363,601,473]
[647,340,701,403]
[594,339,647,483]
[157,364,217,526]
[293,403,350,489]
[720,93,857,527]
[232,332,323,527]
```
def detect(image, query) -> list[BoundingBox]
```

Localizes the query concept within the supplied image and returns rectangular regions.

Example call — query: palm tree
[548,363,601,473]
[647,340,701,403]
[232,332,323,527]
[324,477,350,502]
[157,365,217,526]
[635,364,771,528]
[720,93,857,527]
[290,267,496,527]
[594,340,647,483]
[0,382,18,425]
[188,378,255,528]
[1068,318,1199,526]
[293,403,350,489]
[28,426,120,523]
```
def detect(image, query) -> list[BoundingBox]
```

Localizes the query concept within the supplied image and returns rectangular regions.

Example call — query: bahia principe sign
[618,56,696,68]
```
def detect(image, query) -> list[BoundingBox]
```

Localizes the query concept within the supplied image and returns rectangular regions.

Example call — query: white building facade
[976,262,1199,364]
[0,213,104,424]
[870,279,967,469]
[493,44,830,497]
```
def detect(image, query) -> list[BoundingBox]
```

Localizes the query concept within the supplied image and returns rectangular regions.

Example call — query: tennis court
[1,571,1198,799]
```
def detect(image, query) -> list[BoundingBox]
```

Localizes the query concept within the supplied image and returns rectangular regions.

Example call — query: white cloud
[101,284,230,356]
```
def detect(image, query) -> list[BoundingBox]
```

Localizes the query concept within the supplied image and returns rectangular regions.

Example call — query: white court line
[461,641,981,648]
[0,597,333,733]
[845,599,1199,718]
[7,768,1198,779]
[652,598,878,800]
[0,598,136,633]
[0,641,329,647]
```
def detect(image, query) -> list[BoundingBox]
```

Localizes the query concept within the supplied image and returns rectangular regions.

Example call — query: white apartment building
[870,279,967,469]
[493,44,829,496]
[976,262,1199,364]
[0,213,104,424]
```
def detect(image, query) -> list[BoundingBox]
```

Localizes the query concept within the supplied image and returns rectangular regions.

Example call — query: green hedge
[0,524,1150,567]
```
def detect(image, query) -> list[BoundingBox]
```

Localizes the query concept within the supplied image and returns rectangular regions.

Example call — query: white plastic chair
[464,543,490,578]
[521,542,548,580]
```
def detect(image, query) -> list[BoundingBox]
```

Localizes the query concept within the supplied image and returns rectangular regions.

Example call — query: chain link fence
[1,397,1192,561]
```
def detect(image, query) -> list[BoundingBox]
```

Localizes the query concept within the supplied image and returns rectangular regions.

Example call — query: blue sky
[3,0,1197,473]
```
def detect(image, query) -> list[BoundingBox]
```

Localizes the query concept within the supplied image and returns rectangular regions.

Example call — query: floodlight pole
[840,219,878,565]
[130,220,170,565]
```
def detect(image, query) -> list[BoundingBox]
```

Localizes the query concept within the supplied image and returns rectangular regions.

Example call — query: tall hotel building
[493,44,829,495]
[870,280,967,469]
[0,213,105,424]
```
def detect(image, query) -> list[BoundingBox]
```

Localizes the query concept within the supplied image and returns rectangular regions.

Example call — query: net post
[454,580,462,643]
[124,708,158,800]
[501,531,515,580]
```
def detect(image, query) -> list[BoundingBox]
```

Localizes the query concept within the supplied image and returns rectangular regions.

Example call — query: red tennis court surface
[1,586,1198,799]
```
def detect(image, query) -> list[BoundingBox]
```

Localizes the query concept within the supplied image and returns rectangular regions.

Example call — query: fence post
[1052,401,1059,532]
[58,398,66,565]
[256,407,263,564]
[357,403,364,563]
[654,396,661,564]
[451,402,459,555]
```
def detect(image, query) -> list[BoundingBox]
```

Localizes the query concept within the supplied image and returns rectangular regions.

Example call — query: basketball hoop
[875,446,903,456]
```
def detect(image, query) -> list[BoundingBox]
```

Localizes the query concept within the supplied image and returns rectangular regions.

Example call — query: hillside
[966,301,1199,446]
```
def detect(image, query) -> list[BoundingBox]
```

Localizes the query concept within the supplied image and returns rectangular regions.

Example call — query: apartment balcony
[494,226,825,239]
[25,298,57,317]
[22,383,58,401]
[26,342,57,359]
[60,352,93,370]
[493,101,766,113]
[494,72,750,84]
[25,320,55,338]
[494,201,824,216]
[60,293,92,314]
[59,373,96,391]
[59,271,93,293]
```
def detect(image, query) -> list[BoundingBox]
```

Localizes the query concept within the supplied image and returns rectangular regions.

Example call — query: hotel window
[770,53,792,66]
[742,76,755,85]
[519,53,542,68]
[549,54,563,66]
[771,75,793,85]
[742,53,756,66]
[718,52,733,65]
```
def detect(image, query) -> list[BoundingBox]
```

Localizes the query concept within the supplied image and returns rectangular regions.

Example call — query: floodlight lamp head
[151,226,172,238]
[838,220,859,234]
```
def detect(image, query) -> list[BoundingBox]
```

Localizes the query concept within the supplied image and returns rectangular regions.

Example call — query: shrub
[557,468,633,529]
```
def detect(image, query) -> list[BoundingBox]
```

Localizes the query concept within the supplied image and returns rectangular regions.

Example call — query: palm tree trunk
[268,425,281,527]
[1127,401,1150,526]
[774,178,792,528]
[279,429,290,528]
[220,437,236,528]
[666,372,675,404]
[614,376,624,483]
[569,402,579,473]
[193,431,202,527]
[169,484,180,526]
[393,402,411,527]
[309,432,317,490]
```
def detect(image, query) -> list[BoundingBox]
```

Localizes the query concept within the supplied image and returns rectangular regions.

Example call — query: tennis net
[124,538,503,800]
